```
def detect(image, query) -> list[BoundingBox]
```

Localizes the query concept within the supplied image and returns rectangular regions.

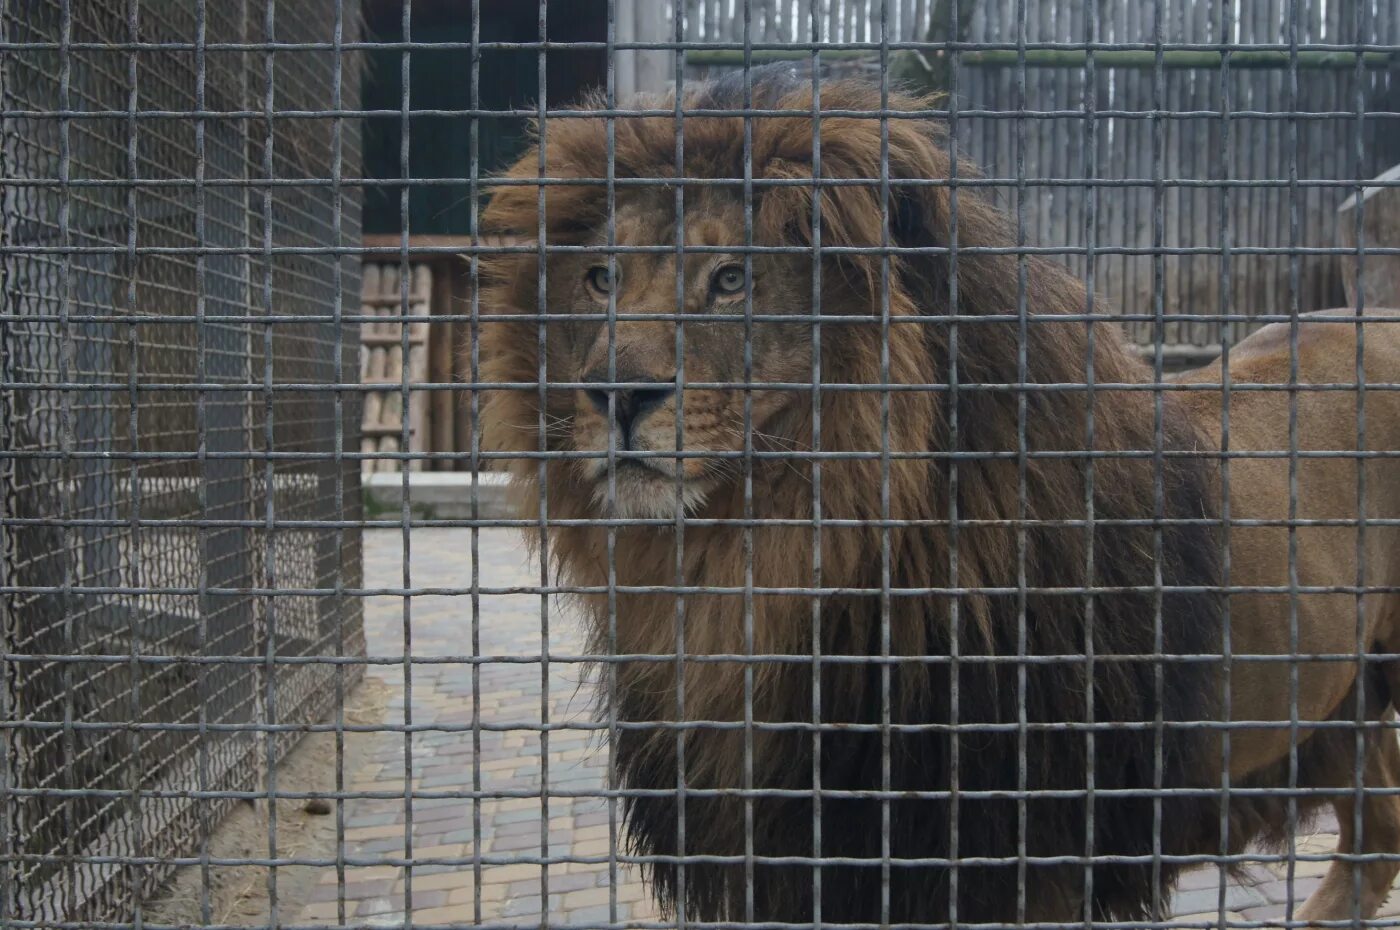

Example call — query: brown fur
[477,67,1400,925]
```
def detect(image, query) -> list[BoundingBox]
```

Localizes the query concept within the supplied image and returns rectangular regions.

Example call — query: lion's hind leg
[1294,717,1400,925]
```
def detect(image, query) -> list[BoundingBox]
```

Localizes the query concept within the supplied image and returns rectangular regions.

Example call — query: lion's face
[544,189,811,518]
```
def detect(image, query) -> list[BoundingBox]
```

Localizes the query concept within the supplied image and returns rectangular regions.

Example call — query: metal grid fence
[3,0,1400,929]
[0,0,364,923]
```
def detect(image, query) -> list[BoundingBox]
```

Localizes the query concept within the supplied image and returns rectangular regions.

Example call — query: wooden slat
[359,258,434,473]
[361,333,429,347]
[429,253,457,472]
[947,0,1399,350]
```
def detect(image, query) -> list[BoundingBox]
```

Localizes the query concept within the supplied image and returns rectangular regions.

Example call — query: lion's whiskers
[718,424,811,487]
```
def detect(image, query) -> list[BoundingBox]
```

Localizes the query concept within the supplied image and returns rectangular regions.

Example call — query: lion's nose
[582,372,676,443]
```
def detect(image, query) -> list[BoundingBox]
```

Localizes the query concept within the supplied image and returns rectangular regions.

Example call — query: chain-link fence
[4,1,1400,928]
[0,0,364,922]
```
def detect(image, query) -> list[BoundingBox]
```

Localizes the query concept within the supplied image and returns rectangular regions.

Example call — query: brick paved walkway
[297,528,1391,927]
[298,529,653,926]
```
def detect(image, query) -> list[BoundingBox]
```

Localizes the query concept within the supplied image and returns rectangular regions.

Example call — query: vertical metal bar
[535,1,554,926]
[1214,1,1236,926]
[602,0,619,925]
[9,3,1400,927]
[1349,0,1371,924]
[1149,0,1167,916]
[740,0,756,920]
[190,0,215,921]
[808,2,826,923]
[671,4,691,928]
[469,0,485,920]
[0,0,12,911]
[258,0,282,921]
[123,0,146,916]
[0,0,11,916]
[1080,0,1099,923]
[1012,0,1029,923]
[55,0,78,917]
[876,0,893,924]
[945,0,963,926]
[329,0,349,923]
[396,1,415,926]
[1283,0,1302,920]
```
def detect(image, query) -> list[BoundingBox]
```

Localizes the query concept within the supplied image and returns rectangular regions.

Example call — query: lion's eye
[712,264,747,297]
[586,265,617,296]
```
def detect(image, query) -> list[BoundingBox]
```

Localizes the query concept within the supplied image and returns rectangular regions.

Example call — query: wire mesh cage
[0,0,364,922]
[2,0,1400,928]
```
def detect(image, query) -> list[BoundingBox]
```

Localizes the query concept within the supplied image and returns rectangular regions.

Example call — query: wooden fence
[674,0,1400,348]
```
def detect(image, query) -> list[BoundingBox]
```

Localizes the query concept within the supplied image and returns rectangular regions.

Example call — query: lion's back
[1172,308,1400,453]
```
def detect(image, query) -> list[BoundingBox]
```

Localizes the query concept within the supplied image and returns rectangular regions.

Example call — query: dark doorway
[361,0,607,235]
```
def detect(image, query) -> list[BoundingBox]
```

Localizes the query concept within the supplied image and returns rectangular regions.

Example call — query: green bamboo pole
[954,48,1395,70]
[684,48,1394,71]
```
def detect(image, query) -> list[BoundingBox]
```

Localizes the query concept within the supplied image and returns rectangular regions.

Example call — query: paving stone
[342,865,403,883]
[398,890,451,910]
[567,904,621,926]
[408,804,475,825]
[493,818,545,838]
[1253,876,1324,906]
[490,829,572,853]
[1168,910,1246,928]
[352,837,414,856]
[347,823,411,842]
[426,829,487,846]
[356,896,403,917]
[407,903,484,924]
[447,883,508,906]
[298,901,348,922]
[479,862,549,887]
[1177,866,1233,892]
[1239,903,1295,922]
[561,886,617,910]
[336,879,398,901]
[1171,881,1267,917]
[398,870,479,893]
[574,806,618,829]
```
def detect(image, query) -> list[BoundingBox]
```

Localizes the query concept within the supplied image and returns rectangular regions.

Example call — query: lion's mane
[476,66,1279,924]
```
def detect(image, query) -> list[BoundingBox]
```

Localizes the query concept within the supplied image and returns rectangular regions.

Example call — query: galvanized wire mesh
[3,0,1400,929]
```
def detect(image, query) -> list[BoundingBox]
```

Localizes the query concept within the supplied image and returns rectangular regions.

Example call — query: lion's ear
[480,180,537,240]
[481,112,613,242]
[891,185,940,251]
[754,109,968,305]
[882,118,955,250]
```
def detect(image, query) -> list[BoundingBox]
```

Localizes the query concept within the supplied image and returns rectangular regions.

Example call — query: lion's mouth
[586,459,711,519]
[587,455,673,481]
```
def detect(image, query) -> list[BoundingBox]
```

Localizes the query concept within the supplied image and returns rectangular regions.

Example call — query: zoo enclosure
[1,0,1399,928]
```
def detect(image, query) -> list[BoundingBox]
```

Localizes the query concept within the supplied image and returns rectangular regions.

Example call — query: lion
[477,65,1400,925]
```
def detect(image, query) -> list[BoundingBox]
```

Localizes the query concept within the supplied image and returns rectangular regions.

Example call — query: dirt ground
[143,675,393,926]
